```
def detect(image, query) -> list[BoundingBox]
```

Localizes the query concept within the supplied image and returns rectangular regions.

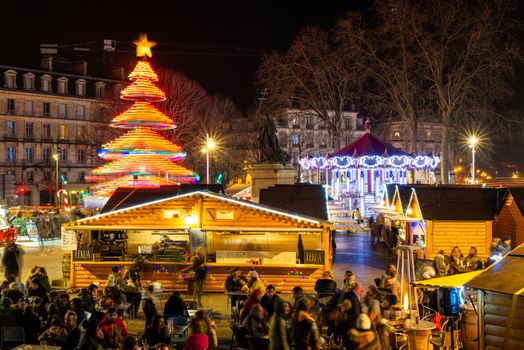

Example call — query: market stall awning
[463,244,524,295]
[413,270,484,288]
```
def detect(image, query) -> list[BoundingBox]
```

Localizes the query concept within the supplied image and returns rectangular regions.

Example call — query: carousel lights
[299,154,440,170]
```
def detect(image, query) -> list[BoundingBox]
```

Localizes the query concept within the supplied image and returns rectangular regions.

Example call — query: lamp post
[52,153,59,204]
[468,136,478,185]
[202,133,215,184]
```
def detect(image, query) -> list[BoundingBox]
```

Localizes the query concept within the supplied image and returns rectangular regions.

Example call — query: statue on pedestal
[258,117,290,165]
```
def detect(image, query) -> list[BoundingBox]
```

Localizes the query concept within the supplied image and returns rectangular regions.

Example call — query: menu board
[61,227,78,250]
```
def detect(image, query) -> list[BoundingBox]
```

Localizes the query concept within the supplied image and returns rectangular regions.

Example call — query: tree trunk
[331,127,341,150]
[440,123,450,184]
[408,118,418,153]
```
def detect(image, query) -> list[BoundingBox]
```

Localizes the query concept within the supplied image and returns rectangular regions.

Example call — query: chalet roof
[259,184,328,221]
[397,186,413,212]
[464,243,524,295]
[101,185,224,213]
[330,132,409,158]
[69,190,332,230]
[384,184,397,206]
[405,185,507,221]
[506,188,524,215]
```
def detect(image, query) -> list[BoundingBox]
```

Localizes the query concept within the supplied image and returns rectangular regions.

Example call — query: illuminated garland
[120,78,166,102]
[99,127,185,160]
[299,154,440,170]
[90,175,178,197]
[111,102,175,130]
[128,61,159,82]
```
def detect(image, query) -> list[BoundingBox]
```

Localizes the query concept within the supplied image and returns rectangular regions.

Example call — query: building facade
[273,108,364,182]
[0,65,124,206]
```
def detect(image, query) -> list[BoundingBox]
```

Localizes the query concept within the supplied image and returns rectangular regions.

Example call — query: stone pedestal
[250,163,295,203]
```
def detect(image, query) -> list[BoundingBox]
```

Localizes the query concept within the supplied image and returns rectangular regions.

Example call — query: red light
[17,186,27,194]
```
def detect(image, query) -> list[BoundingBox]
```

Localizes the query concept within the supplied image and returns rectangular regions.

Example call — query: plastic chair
[1,326,25,349]
[246,335,269,350]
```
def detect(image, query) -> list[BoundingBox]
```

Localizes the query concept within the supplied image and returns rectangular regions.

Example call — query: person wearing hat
[247,270,266,296]
[315,271,338,299]
[346,314,380,350]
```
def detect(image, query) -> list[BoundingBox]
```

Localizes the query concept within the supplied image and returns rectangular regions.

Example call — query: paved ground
[11,231,393,348]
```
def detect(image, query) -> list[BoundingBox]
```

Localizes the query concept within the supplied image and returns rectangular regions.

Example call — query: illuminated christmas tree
[88,34,198,198]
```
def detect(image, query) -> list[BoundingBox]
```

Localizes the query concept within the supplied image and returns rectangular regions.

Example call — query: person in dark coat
[78,317,102,350]
[260,284,280,317]
[240,289,263,323]
[164,291,189,317]
[19,306,41,344]
[338,284,362,330]
[28,278,48,300]
[292,297,320,350]
[2,241,23,282]
[315,271,338,297]
[138,285,157,331]
[144,315,170,346]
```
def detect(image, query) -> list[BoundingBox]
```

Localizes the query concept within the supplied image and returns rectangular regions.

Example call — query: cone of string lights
[88,33,198,198]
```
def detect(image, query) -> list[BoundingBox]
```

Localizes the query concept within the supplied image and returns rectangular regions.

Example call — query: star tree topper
[133,33,157,58]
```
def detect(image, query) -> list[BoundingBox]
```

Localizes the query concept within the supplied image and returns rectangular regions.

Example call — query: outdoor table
[187,308,213,318]
[169,324,189,346]
[225,291,248,310]
[407,320,436,350]
[13,345,62,350]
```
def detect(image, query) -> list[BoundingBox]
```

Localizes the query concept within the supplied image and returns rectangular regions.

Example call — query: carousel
[299,121,440,215]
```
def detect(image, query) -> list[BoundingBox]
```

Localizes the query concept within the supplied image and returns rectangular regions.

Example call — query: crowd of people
[224,265,413,350]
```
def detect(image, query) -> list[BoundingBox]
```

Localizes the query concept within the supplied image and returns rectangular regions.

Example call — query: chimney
[40,56,53,71]
[73,60,88,76]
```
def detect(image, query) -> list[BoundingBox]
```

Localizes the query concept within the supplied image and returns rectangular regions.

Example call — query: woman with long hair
[269,299,293,350]
[193,310,218,349]
[184,318,209,350]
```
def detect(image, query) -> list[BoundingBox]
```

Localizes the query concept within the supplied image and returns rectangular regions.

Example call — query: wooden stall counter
[71,261,324,293]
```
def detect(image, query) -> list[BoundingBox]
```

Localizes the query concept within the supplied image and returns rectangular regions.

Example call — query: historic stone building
[0,64,124,206]
[273,108,364,182]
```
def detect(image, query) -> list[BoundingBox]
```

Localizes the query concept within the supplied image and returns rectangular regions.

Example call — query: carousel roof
[330,131,409,158]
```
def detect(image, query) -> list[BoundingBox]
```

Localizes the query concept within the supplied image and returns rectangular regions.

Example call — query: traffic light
[16,185,28,195]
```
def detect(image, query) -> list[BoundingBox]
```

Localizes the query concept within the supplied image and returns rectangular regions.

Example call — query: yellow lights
[100,127,184,160]
[111,102,175,129]
[184,214,197,225]
[128,61,159,82]
[133,33,157,58]
[207,138,215,150]
[406,208,413,216]
[468,135,478,147]
[512,173,519,179]
[92,154,195,176]
[120,78,166,102]
[52,154,59,161]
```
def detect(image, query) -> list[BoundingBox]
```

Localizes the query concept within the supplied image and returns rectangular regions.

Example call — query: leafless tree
[256,26,360,149]
[407,0,523,183]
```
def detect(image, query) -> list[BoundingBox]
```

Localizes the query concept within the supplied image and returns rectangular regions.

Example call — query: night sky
[1,1,369,112]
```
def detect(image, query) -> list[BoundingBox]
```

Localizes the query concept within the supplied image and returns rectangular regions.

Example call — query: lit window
[292,133,299,145]
[394,132,401,139]
[77,125,86,140]
[59,125,67,140]
[7,146,15,163]
[25,147,33,162]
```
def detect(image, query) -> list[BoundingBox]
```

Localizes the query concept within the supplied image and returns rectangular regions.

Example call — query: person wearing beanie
[248,270,266,296]
[346,314,380,350]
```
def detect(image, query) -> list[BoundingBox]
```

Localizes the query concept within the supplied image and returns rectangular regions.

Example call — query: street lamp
[468,136,478,185]
[52,153,59,204]
[201,133,215,184]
